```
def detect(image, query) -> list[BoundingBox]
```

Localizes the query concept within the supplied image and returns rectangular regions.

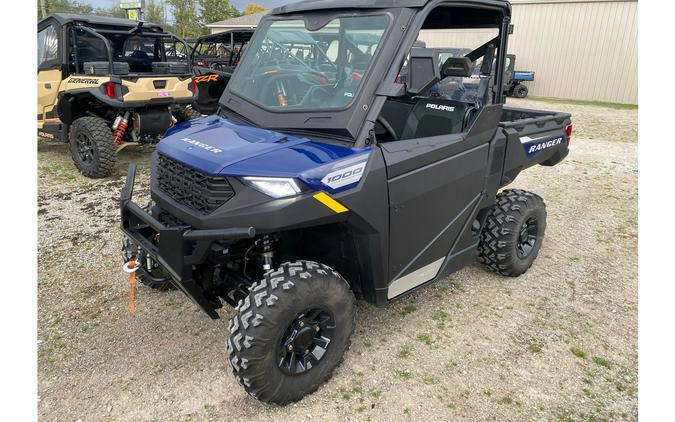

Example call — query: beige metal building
[208,0,638,104]
[419,0,638,104]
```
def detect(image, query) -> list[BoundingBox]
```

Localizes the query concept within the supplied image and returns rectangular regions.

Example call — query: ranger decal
[179,138,223,154]
[521,135,564,157]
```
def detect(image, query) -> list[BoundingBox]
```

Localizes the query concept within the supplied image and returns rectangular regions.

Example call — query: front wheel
[227,261,355,404]
[69,116,116,178]
[478,189,547,276]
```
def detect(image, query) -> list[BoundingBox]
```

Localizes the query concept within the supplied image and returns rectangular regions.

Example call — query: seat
[377,97,477,141]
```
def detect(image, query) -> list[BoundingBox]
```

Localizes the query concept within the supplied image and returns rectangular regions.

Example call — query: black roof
[197,29,255,44]
[272,0,509,15]
[38,13,164,31]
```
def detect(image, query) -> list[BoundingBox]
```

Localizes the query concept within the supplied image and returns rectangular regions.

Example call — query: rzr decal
[521,135,564,157]
[194,74,221,84]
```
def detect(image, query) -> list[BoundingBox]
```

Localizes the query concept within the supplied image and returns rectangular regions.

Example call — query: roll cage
[217,0,512,144]
[38,14,192,78]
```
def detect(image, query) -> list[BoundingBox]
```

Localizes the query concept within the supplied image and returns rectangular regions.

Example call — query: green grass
[592,356,611,368]
[529,343,542,353]
[498,396,514,405]
[399,344,412,358]
[401,304,417,315]
[422,377,435,385]
[370,390,382,399]
[570,347,587,359]
[395,369,412,380]
[431,310,450,328]
[417,333,434,346]
[525,96,638,110]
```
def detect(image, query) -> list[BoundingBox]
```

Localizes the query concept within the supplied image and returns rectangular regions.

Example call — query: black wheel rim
[75,132,96,164]
[277,307,335,375]
[517,217,538,258]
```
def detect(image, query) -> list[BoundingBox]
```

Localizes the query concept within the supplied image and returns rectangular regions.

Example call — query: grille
[156,154,235,214]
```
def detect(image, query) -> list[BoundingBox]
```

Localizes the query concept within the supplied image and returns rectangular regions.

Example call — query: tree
[243,3,266,15]
[166,0,202,38]
[95,5,128,19]
[199,0,240,27]
[39,0,93,19]
[145,0,166,24]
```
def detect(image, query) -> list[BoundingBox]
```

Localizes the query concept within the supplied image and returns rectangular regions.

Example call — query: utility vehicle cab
[121,0,571,405]
[37,14,199,178]
[190,29,255,114]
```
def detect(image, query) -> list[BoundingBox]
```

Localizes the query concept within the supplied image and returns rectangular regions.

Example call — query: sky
[82,0,300,14]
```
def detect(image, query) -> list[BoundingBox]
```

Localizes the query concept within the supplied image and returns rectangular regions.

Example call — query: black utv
[121,0,572,405]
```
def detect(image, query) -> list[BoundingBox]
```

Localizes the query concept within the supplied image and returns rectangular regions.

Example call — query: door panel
[37,69,62,127]
[382,104,502,296]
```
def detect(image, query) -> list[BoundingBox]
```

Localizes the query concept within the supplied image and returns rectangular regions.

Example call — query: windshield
[228,15,390,111]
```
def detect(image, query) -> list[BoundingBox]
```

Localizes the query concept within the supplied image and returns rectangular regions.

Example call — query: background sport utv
[37,14,201,178]
[121,0,572,405]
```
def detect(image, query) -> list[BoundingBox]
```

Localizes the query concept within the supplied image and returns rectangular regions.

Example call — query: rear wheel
[513,84,529,98]
[478,189,546,276]
[69,116,116,178]
[227,261,355,404]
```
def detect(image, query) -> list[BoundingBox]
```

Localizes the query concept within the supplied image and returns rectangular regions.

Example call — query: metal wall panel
[419,0,638,103]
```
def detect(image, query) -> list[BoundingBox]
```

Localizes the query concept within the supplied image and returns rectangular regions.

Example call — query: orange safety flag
[129,260,136,315]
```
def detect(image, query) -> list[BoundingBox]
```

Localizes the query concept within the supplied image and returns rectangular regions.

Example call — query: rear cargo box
[83,61,130,76]
[151,62,190,74]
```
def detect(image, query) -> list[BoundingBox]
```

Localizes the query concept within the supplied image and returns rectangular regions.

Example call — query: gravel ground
[37,98,638,421]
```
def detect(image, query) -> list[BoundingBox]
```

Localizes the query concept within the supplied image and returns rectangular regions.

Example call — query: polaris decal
[179,137,223,154]
[521,135,564,157]
[425,103,455,112]
[321,161,367,189]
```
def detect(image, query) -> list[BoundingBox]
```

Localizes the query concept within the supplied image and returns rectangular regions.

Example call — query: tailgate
[121,76,193,102]
[499,107,572,186]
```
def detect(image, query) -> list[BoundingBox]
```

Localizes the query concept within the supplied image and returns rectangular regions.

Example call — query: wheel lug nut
[288,345,293,350]
[299,322,304,327]
[315,326,320,332]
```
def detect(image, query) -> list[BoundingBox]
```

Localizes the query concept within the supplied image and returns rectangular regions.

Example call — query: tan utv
[38,14,201,178]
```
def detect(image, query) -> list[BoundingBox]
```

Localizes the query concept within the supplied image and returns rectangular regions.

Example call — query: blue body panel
[159,115,372,193]
[513,71,535,81]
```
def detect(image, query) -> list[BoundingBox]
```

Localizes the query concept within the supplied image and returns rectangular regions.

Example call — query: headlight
[241,176,305,199]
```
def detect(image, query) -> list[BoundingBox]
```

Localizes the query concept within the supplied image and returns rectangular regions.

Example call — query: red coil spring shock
[112,112,130,145]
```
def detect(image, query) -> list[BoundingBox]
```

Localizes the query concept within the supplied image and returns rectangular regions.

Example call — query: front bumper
[120,164,255,318]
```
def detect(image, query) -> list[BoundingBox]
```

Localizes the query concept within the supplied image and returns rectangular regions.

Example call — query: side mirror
[406,48,440,96]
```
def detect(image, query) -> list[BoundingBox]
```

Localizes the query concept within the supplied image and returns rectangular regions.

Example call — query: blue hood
[159,115,371,192]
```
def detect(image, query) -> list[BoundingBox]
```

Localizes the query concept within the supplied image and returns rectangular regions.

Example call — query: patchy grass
[527,96,638,110]
[498,396,514,405]
[370,390,382,399]
[417,333,434,346]
[401,304,417,315]
[592,356,611,369]
[431,310,450,328]
[422,377,435,385]
[570,347,587,359]
[395,369,412,380]
[449,279,465,292]
[399,344,412,358]
[529,343,543,353]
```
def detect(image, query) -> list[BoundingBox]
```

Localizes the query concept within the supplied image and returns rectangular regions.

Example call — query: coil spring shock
[261,234,274,271]
[112,112,130,145]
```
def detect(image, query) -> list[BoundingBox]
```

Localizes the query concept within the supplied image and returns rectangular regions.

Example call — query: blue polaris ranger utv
[121,0,572,404]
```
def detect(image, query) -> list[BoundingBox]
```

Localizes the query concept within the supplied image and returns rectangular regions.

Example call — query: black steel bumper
[120,164,255,319]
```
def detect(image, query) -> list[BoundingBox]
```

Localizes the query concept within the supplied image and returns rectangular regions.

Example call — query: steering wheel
[376,115,398,141]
